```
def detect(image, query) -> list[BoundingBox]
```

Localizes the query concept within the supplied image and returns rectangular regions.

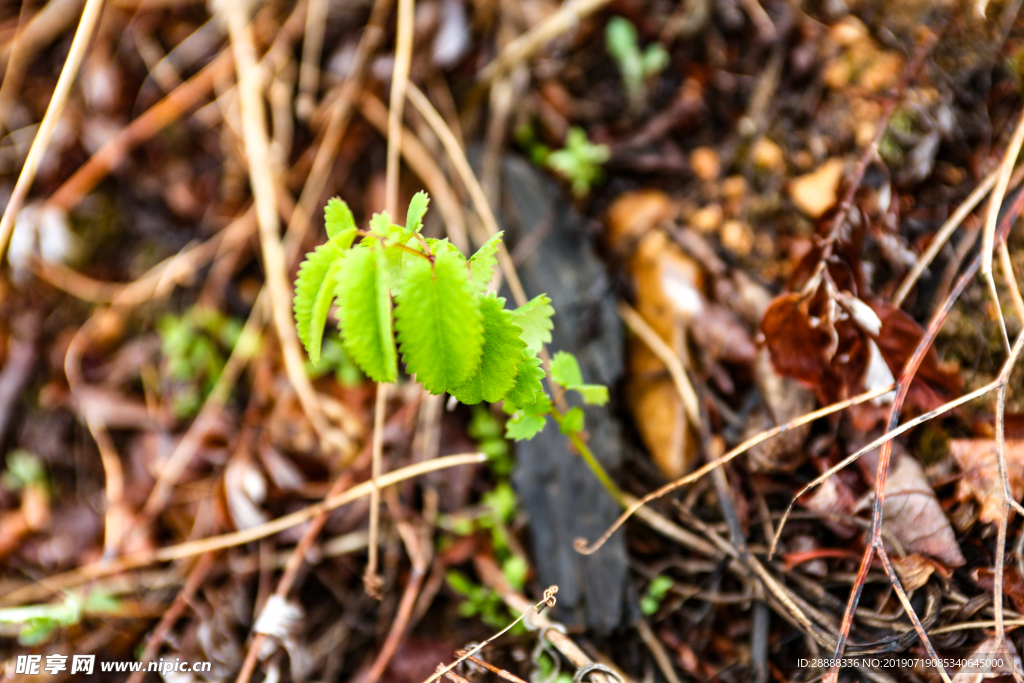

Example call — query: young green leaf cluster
[503,351,609,441]
[293,193,554,411]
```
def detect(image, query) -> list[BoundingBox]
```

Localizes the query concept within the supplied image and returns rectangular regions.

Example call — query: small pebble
[752,138,785,173]
[690,147,721,181]
[721,220,753,256]
[690,204,723,233]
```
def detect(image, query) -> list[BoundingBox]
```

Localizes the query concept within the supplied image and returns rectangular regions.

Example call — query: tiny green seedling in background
[640,575,675,615]
[515,125,610,199]
[544,128,611,199]
[158,306,243,418]
[0,591,121,646]
[2,450,48,493]
[293,192,606,447]
[606,16,669,114]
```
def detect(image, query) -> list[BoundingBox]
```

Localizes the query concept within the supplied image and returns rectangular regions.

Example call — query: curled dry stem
[574,384,894,556]
[0,453,486,605]
[0,0,105,258]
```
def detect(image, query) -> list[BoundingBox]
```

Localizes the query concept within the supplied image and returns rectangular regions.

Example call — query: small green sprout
[606,17,669,113]
[2,450,48,493]
[544,128,611,198]
[640,574,675,616]
[158,306,243,418]
[468,406,513,476]
[0,591,120,646]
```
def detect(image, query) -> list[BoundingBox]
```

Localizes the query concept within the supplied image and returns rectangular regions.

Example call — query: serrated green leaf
[505,412,547,441]
[293,231,354,365]
[368,211,394,237]
[335,245,397,382]
[468,232,503,295]
[524,392,552,416]
[452,295,525,404]
[511,295,554,352]
[426,237,464,258]
[574,384,609,405]
[395,246,483,394]
[406,191,430,232]
[325,198,356,238]
[559,407,585,434]
[503,354,545,409]
[550,351,584,388]
[549,351,607,405]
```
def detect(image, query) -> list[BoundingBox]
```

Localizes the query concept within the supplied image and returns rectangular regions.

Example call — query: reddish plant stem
[825,185,1024,682]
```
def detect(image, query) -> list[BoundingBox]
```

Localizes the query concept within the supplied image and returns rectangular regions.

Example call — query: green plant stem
[355,230,433,261]
[549,407,624,504]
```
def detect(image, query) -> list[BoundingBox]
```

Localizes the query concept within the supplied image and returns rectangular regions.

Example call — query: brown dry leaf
[858,450,965,567]
[891,553,936,592]
[798,468,858,539]
[869,301,964,411]
[745,349,815,472]
[623,231,705,478]
[789,158,844,218]
[949,636,1023,683]
[951,438,1024,524]
[971,566,1024,613]
[761,293,835,388]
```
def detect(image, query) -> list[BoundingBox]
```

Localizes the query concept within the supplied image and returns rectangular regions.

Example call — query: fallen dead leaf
[951,438,1024,524]
[972,566,1024,613]
[857,448,965,567]
[745,349,815,472]
[950,636,1023,683]
[789,158,845,218]
[891,553,937,592]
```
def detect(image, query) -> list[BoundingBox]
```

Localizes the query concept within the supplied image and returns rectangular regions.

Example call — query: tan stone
[752,138,785,172]
[789,158,845,218]
[690,146,721,181]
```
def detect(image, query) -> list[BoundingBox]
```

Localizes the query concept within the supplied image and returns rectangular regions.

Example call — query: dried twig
[0,453,487,605]
[477,0,614,86]
[891,169,998,306]
[220,0,335,451]
[125,553,216,683]
[0,0,104,258]
[575,385,894,555]
[618,301,700,429]
[296,0,328,120]
[406,84,528,305]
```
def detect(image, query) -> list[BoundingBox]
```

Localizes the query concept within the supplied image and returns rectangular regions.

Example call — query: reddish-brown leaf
[951,438,1024,525]
[761,293,836,391]
[868,301,963,411]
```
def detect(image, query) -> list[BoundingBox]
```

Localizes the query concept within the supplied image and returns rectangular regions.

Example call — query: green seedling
[158,306,243,417]
[640,574,675,615]
[544,128,611,198]
[2,450,48,493]
[294,194,623,629]
[293,192,606,445]
[0,591,120,646]
[606,17,669,113]
[467,406,513,476]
